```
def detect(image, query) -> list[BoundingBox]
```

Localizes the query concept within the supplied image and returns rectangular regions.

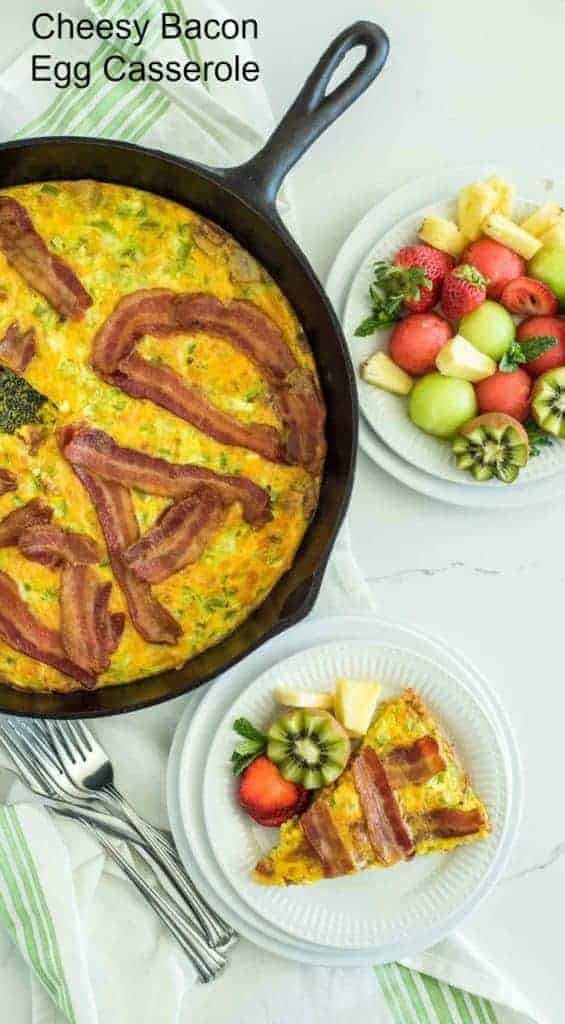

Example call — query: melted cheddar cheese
[0,181,321,692]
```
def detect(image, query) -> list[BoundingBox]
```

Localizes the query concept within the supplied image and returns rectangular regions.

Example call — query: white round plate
[203,641,511,949]
[327,163,565,507]
[167,615,522,965]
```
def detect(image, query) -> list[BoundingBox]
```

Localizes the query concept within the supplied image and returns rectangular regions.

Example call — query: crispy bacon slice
[74,467,181,645]
[0,197,92,320]
[352,747,415,866]
[18,524,101,568]
[91,288,178,373]
[174,293,297,384]
[60,566,124,676]
[0,469,17,495]
[91,289,325,474]
[0,569,95,687]
[59,424,271,526]
[410,807,487,843]
[275,369,327,476]
[383,737,446,789]
[0,498,52,547]
[123,489,225,583]
[0,322,36,372]
[301,800,355,878]
[112,352,286,464]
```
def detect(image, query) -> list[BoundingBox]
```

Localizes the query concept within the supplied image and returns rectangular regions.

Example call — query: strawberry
[500,276,559,317]
[440,264,488,319]
[249,790,312,828]
[394,244,453,312]
[238,756,309,826]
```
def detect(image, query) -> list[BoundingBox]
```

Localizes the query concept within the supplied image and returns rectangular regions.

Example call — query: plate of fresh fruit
[345,175,565,486]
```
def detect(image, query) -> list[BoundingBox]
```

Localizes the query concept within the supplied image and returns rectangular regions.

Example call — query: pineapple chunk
[520,202,562,238]
[540,216,565,247]
[418,216,466,258]
[334,678,382,737]
[457,182,498,241]
[436,334,496,383]
[275,687,334,710]
[486,176,515,218]
[361,352,413,396]
[482,213,542,260]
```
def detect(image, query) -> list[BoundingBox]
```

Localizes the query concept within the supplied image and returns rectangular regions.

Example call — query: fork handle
[89,823,226,982]
[105,786,234,949]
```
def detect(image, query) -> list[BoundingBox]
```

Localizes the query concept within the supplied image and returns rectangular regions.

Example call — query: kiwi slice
[452,413,529,483]
[267,709,351,789]
[531,367,565,437]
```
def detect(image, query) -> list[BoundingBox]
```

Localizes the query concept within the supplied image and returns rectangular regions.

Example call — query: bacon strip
[0,322,36,372]
[0,197,92,320]
[18,524,101,568]
[0,498,52,547]
[113,352,287,464]
[59,423,271,526]
[410,807,486,843]
[0,570,95,687]
[352,747,415,866]
[91,289,326,473]
[275,370,327,477]
[0,469,17,495]
[91,289,178,373]
[74,467,181,645]
[123,489,225,584]
[301,801,355,878]
[173,293,297,384]
[383,737,446,789]
[60,566,124,676]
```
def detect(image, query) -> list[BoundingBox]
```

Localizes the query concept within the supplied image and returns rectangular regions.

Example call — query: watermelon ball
[463,238,525,300]
[389,313,453,376]
[516,316,565,377]
[475,369,532,423]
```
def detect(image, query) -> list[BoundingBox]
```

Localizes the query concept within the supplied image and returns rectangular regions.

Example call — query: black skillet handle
[222,21,389,216]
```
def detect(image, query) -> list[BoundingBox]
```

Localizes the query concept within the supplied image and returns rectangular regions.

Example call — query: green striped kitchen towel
[0,2,540,1022]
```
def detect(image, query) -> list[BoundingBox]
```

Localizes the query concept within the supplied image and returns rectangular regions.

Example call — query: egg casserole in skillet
[0,181,325,693]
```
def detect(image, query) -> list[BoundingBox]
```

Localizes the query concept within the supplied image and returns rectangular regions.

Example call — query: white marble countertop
[2,1,564,1020]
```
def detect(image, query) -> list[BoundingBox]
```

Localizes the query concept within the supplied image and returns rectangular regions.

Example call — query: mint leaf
[520,336,557,362]
[500,336,556,372]
[231,718,267,775]
[231,750,261,775]
[525,418,554,457]
[233,718,267,743]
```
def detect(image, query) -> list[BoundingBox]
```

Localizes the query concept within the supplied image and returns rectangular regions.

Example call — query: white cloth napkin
[0,2,542,1022]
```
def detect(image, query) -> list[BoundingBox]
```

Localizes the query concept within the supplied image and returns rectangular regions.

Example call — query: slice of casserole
[254,688,490,885]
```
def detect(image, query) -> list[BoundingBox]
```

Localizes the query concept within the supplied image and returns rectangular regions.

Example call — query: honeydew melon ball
[459,301,515,362]
[408,373,478,438]
[529,245,565,307]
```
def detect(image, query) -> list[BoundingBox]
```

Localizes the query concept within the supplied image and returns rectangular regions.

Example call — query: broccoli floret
[0,369,47,434]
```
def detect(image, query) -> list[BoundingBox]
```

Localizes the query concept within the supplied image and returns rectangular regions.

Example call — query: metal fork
[42,719,234,949]
[0,722,226,982]
[5,723,225,940]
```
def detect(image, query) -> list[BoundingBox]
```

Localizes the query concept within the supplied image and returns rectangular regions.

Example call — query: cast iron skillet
[0,21,389,717]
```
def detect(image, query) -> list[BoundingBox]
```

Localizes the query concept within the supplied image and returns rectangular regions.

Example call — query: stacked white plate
[167,615,521,965]
[327,163,565,507]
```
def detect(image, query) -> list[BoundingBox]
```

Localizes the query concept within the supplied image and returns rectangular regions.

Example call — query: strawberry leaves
[499,336,557,372]
[355,261,431,335]
[231,718,267,775]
